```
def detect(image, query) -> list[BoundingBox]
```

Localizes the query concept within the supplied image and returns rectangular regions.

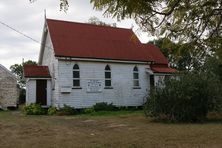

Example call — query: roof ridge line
[46,18,133,31]
[0,64,17,80]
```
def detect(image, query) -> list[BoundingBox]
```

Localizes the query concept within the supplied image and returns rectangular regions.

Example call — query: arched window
[73,64,80,87]
[133,66,139,87]
[105,65,111,87]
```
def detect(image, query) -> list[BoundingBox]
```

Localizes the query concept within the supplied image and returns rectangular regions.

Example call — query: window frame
[133,66,140,88]
[73,64,81,88]
[104,65,112,89]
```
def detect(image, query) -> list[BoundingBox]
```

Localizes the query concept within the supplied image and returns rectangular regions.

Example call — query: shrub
[23,103,46,115]
[93,102,116,111]
[57,104,76,115]
[144,72,222,122]
[84,108,95,114]
[48,107,57,115]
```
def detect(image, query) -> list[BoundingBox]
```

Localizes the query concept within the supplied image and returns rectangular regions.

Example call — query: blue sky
[0,0,150,69]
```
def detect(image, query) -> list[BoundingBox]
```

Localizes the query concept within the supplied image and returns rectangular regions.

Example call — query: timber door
[36,80,47,105]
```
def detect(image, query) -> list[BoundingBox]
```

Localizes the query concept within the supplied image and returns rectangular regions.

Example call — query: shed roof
[23,65,51,78]
[151,64,177,73]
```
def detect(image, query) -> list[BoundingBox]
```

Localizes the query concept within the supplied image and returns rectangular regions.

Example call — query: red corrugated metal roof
[141,44,168,64]
[151,64,177,73]
[23,65,51,78]
[46,19,168,64]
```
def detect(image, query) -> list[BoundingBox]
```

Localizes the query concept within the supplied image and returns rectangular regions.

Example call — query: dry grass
[0,111,222,148]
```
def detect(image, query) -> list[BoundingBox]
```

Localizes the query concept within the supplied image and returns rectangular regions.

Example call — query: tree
[150,38,208,71]
[201,56,222,81]
[144,55,222,122]
[10,60,37,88]
[90,0,222,59]
[144,71,222,122]
[88,16,116,27]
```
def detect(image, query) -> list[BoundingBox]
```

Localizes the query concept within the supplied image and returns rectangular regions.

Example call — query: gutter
[56,56,153,65]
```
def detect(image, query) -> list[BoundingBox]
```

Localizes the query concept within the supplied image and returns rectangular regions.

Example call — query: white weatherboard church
[24,19,176,108]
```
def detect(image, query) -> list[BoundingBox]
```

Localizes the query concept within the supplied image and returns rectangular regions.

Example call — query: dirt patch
[0,111,222,148]
[82,119,96,123]
[108,123,128,128]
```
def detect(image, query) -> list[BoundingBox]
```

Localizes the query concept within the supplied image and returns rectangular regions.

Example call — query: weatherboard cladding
[57,61,149,108]
[0,64,18,108]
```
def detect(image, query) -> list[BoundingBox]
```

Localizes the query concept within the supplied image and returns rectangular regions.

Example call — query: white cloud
[0,0,150,69]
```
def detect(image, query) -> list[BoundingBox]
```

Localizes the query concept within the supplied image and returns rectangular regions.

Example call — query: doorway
[150,75,154,89]
[36,80,47,105]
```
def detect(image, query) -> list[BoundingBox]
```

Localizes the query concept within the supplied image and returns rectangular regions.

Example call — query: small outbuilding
[0,64,19,109]
[23,65,51,106]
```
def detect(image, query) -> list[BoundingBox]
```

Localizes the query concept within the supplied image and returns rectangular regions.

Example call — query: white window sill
[104,86,113,89]
[133,86,141,89]
[72,87,82,89]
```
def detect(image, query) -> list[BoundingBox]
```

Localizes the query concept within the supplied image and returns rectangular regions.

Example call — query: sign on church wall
[87,80,102,93]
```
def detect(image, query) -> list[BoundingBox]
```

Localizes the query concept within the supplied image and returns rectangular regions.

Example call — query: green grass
[77,110,143,117]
